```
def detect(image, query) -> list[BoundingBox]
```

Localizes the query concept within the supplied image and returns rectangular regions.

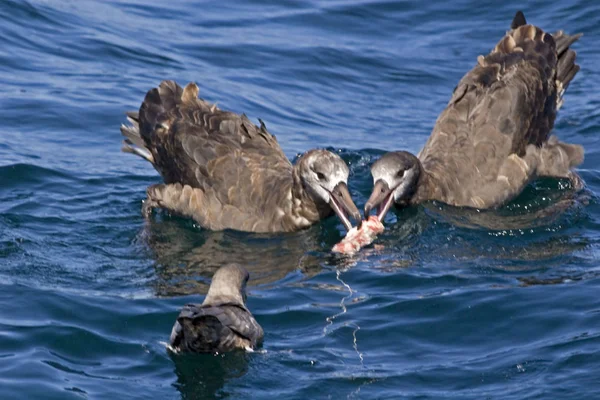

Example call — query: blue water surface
[1,0,600,398]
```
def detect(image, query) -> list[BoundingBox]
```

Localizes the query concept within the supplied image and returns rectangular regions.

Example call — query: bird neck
[413,161,445,204]
[288,167,331,228]
[204,286,246,308]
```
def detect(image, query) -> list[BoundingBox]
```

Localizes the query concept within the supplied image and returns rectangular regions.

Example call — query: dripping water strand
[324,268,364,367]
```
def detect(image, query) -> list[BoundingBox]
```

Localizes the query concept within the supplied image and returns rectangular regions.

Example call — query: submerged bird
[365,11,584,221]
[121,80,360,233]
[169,264,263,353]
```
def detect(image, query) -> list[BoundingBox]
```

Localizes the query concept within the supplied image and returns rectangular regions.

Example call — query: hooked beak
[364,179,395,221]
[329,182,361,232]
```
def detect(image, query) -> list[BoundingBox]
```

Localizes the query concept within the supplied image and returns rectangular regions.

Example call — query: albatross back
[416,12,583,208]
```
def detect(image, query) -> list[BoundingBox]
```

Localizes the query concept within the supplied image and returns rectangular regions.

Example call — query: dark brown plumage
[121,81,360,232]
[365,11,584,220]
[169,264,263,353]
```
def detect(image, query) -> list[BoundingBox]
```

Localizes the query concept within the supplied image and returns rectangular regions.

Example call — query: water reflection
[171,351,249,399]
[138,217,327,297]
[518,274,585,286]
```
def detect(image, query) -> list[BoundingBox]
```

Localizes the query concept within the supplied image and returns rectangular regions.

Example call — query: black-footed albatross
[121,80,360,233]
[364,11,584,221]
[169,264,263,353]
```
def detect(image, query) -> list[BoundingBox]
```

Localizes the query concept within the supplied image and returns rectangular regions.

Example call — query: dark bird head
[203,264,250,307]
[364,151,421,221]
[297,150,361,231]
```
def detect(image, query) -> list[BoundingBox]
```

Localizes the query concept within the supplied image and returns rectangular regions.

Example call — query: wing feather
[171,303,264,352]
[133,81,294,229]
[417,15,581,207]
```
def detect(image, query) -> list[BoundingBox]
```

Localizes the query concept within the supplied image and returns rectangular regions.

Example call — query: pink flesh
[332,216,385,254]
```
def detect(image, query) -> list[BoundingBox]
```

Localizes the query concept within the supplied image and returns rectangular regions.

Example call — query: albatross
[169,264,263,353]
[121,80,360,233]
[364,11,584,221]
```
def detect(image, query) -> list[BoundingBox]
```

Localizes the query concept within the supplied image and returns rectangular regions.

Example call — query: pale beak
[329,182,361,231]
[364,179,395,221]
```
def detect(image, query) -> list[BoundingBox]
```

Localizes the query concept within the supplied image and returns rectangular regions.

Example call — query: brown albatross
[169,264,263,353]
[364,11,585,221]
[121,80,360,233]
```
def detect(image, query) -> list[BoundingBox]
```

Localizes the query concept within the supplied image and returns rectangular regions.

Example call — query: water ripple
[1,0,600,398]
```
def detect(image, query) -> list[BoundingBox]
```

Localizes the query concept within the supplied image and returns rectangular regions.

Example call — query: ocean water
[1,0,600,398]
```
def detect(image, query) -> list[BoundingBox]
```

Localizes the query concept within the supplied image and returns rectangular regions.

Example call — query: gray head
[296,149,361,231]
[364,151,421,220]
[203,264,250,307]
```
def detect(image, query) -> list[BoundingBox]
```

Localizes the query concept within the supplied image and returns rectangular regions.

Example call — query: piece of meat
[332,216,385,254]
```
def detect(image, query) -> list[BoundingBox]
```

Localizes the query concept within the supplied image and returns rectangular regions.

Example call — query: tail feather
[120,121,154,163]
[121,122,144,149]
[121,138,153,162]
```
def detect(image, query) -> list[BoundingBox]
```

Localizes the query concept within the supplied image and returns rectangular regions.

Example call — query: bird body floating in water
[169,264,263,354]
[121,80,360,233]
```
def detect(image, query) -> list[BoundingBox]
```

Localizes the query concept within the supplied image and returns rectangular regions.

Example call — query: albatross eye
[397,169,406,178]
[316,172,325,181]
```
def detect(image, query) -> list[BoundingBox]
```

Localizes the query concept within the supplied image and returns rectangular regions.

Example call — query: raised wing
[139,81,293,212]
[418,12,581,206]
